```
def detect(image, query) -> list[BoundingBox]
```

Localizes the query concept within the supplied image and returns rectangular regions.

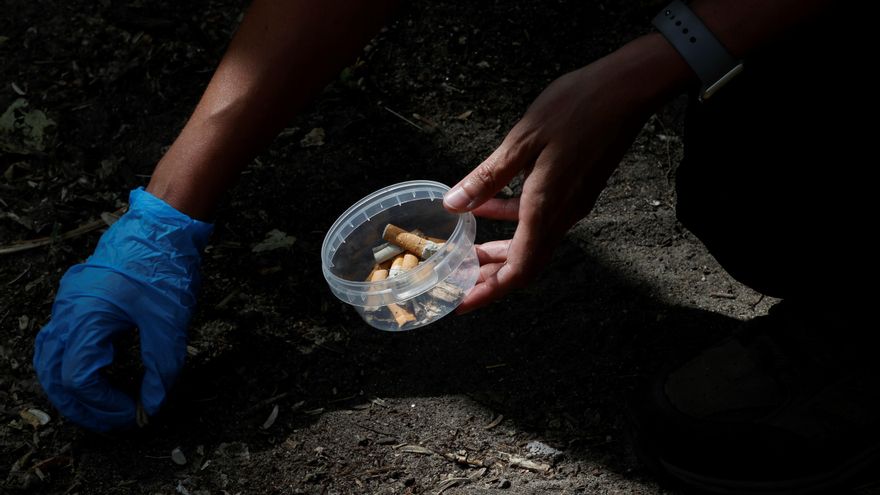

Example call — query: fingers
[457,153,568,314]
[471,197,520,221]
[457,263,525,314]
[137,313,188,415]
[444,122,542,213]
[34,291,138,431]
[475,240,512,264]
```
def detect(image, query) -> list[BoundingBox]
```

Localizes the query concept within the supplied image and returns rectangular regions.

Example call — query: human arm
[148,0,398,220]
[34,0,397,430]
[443,0,832,313]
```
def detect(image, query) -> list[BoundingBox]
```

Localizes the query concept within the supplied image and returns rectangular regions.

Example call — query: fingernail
[443,185,473,211]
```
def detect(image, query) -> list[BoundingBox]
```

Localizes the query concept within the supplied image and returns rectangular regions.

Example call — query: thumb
[443,123,541,213]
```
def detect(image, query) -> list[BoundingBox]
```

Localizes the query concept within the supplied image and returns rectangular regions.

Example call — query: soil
[0,1,811,494]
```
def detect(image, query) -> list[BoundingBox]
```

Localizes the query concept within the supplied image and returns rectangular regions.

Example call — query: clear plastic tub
[321,180,479,331]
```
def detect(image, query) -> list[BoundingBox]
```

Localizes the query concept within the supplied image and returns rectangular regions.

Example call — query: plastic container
[321,180,479,331]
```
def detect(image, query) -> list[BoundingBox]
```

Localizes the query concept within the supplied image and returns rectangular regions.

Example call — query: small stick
[504,454,551,473]
[0,207,125,256]
[5,263,31,285]
[442,452,485,468]
[383,106,424,131]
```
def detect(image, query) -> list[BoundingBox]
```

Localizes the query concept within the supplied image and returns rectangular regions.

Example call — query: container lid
[321,180,476,307]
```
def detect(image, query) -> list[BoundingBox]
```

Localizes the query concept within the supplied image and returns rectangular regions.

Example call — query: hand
[444,35,688,313]
[33,188,213,431]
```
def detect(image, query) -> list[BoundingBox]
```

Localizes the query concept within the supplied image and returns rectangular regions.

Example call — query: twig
[349,465,395,479]
[354,421,394,437]
[243,392,290,415]
[215,289,240,309]
[0,208,125,256]
[498,452,551,473]
[435,477,470,495]
[383,106,423,131]
[327,393,359,404]
[442,451,485,468]
[750,293,765,311]
[412,113,441,132]
[5,263,31,285]
[484,414,504,430]
[399,445,434,455]
[29,455,72,472]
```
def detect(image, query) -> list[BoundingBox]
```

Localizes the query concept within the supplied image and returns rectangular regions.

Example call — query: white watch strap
[653,1,743,101]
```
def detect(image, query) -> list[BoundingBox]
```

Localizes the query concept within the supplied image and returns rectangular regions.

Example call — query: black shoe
[630,301,880,494]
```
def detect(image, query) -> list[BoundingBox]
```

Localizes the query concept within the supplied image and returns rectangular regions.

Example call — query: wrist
[598,32,697,113]
[146,116,240,222]
[145,172,212,222]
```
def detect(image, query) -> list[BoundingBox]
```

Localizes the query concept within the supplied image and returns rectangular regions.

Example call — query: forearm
[147,0,397,220]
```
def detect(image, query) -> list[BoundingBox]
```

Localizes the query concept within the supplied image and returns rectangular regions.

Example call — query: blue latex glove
[33,187,213,431]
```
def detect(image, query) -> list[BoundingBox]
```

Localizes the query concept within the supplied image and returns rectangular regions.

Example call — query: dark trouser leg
[675,22,872,301]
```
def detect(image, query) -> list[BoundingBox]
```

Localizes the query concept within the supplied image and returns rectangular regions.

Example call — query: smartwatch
[653,1,743,101]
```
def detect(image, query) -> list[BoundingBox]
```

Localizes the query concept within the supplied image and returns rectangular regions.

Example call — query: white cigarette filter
[383,224,445,259]
[373,229,428,263]
[372,243,404,264]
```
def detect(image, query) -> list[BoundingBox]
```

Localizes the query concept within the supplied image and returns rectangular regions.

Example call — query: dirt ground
[1,1,855,494]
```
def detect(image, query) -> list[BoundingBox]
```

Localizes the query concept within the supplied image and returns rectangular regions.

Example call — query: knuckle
[472,160,501,191]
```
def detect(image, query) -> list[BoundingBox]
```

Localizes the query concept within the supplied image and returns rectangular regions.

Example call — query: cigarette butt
[425,235,446,244]
[369,268,389,282]
[388,253,405,278]
[366,260,393,282]
[373,243,404,264]
[372,229,428,263]
[388,252,420,278]
[383,224,445,259]
[388,303,416,327]
[365,262,391,310]
[383,224,427,254]
[402,253,419,270]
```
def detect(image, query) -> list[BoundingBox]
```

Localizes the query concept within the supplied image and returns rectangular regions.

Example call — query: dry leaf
[300,127,325,147]
[261,405,279,430]
[484,413,503,430]
[252,229,296,253]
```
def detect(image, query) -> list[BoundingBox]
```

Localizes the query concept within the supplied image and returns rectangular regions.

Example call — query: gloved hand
[33,187,213,431]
